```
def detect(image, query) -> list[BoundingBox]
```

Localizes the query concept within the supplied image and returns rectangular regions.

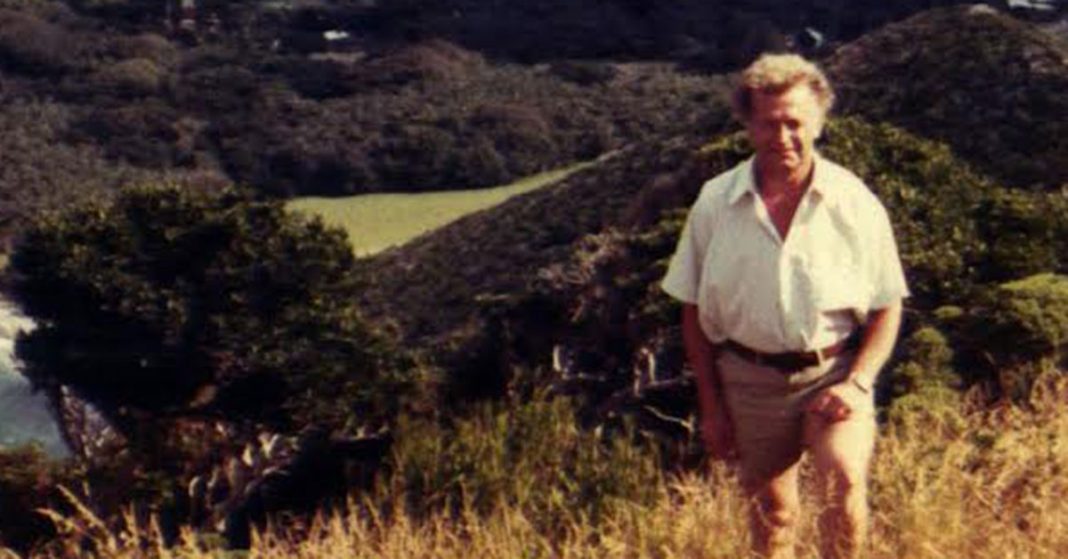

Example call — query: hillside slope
[355,135,714,344]
[358,7,1068,368]
[357,113,1068,412]
[827,5,1068,189]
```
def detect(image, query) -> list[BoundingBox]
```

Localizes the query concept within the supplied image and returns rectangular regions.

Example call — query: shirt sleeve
[661,192,713,304]
[866,204,910,310]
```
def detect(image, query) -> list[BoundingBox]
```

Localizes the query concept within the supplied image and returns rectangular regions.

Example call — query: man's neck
[757,156,816,199]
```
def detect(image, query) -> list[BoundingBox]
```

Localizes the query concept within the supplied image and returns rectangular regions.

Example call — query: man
[661,54,908,559]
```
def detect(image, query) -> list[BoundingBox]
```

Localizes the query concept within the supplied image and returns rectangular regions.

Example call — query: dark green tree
[5,184,413,446]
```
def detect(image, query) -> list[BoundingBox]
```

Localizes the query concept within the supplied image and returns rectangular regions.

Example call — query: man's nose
[773,124,791,144]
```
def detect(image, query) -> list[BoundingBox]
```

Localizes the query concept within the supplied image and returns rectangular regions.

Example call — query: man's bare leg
[804,412,876,559]
[745,463,801,559]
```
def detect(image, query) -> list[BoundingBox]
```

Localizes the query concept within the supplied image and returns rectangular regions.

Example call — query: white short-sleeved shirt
[661,154,909,353]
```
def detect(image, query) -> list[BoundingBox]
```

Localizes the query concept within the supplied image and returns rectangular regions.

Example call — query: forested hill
[0,1,1063,244]
[303,0,1067,64]
[0,0,737,240]
[828,5,1068,189]
[355,5,1068,403]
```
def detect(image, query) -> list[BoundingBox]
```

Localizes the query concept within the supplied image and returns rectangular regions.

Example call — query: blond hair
[731,53,835,121]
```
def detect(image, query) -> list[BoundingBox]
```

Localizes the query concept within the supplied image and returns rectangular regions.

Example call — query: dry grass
[15,374,1068,559]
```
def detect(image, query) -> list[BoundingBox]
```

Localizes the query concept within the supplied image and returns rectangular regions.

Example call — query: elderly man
[661,54,908,559]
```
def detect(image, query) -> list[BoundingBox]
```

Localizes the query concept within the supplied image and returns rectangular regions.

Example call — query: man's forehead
[750,85,823,118]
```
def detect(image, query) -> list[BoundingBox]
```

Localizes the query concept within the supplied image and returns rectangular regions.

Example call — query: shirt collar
[808,154,840,208]
[726,157,758,206]
[728,153,840,208]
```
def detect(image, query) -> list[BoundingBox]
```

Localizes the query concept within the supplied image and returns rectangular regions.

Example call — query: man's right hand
[700,407,737,461]
[681,304,737,461]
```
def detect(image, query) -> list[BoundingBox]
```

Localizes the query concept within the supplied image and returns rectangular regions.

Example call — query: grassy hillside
[827,5,1068,189]
[288,163,591,256]
[23,374,1068,559]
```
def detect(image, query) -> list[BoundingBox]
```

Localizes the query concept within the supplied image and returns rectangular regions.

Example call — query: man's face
[746,84,825,181]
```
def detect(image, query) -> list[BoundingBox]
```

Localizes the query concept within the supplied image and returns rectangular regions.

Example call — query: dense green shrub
[974,190,1068,282]
[89,57,166,98]
[549,60,618,85]
[6,184,413,436]
[941,274,1068,400]
[371,123,461,190]
[279,57,358,100]
[451,137,510,186]
[73,100,182,168]
[886,326,963,428]
[356,39,486,89]
[983,274,1068,365]
[532,222,687,389]
[0,0,73,16]
[0,9,81,76]
[468,102,556,177]
[107,32,178,68]
[0,100,153,242]
[175,58,262,115]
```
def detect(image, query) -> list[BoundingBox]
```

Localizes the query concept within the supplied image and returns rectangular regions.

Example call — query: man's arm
[807,299,903,422]
[847,299,903,391]
[682,304,735,459]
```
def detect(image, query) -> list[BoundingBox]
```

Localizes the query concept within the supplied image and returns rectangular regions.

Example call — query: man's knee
[762,502,797,530]
[754,484,800,529]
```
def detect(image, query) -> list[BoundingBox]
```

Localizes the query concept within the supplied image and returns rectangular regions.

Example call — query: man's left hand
[805,380,870,422]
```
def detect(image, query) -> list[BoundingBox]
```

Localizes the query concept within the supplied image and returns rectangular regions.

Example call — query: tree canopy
[6,184,414,439]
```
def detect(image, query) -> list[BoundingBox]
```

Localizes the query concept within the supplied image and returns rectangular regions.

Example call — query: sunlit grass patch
[288,163,591,256]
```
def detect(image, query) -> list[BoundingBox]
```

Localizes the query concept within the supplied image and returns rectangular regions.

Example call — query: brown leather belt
[721,332,860,373]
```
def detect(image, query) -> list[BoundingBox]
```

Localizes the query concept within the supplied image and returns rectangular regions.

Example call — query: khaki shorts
[716,347,874,485]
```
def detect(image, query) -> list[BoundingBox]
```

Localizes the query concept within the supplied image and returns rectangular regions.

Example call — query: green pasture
[288,163,590,256]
